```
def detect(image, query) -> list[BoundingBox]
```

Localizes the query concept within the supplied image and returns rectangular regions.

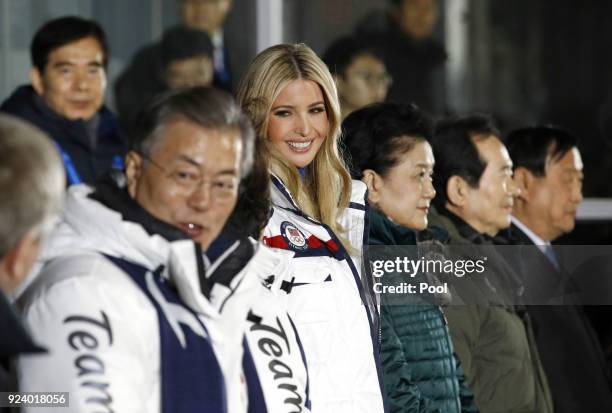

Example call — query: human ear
[512,167,533,202]
[125,152,143,198]
[30,68,45,96]
[0,231,41,294]
[446,175,468,207]
[362,169,383,204]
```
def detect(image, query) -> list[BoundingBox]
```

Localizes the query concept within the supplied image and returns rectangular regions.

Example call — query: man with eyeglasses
[16,87,310,413]
[116,0,235,135]
[323,36,392,120]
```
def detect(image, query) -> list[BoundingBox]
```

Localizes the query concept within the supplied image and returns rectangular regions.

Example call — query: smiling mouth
[287,140,313,153]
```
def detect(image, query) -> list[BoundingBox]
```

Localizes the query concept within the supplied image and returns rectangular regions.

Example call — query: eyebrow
[177,154,201,167]
[52,61,103,68]
[215,168,239,176]
[176,155,237,175]
[51,62,73,69]
[271,101,325,111]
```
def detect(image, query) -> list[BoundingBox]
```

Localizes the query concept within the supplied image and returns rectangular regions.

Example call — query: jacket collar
[40,174,218,316]
[270,174,301,212]
[90,173,188,242]
[0,85,121,150]
[206,234,255,289]
[441,207,493,245]
[368,208,417,246]
[0,292,45,357]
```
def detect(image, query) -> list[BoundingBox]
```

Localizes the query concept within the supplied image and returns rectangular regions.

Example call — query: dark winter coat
[429,210,553,413]
[0,85,126,186]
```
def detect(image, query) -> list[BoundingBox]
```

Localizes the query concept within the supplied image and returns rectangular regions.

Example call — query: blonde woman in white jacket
[237,43,385,413]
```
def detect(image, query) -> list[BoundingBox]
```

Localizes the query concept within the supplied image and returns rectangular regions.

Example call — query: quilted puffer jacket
[369,208,478,413]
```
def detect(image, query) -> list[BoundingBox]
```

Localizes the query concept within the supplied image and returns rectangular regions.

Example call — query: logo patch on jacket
[280,221,308,251]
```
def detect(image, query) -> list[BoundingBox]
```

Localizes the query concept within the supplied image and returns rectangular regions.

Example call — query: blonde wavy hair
[237,43,353,246]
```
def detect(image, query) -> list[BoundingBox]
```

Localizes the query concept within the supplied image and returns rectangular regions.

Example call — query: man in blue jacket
[1,16,126,186]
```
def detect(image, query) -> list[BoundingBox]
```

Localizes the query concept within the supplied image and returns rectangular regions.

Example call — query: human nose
[423,178,436,200]
[294,113,311,137]
[73,71,90,91]
[187,181,212,211]
[571,181,583,204]
[508,176,521,197]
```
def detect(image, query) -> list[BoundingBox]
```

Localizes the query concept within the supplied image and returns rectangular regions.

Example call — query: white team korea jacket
[16,183,310,413]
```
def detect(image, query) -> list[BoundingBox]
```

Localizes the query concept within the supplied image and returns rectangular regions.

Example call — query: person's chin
[561,220,576,233]
[498,216,512,229]
[65,110,95,122]
[407,216,427,231]
[191,22,212,33]
[287,154,315,169]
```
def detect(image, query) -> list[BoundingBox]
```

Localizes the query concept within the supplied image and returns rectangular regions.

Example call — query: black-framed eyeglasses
[352,71,393,88]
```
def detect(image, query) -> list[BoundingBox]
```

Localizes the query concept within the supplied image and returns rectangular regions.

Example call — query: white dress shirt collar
[511,216,551,249]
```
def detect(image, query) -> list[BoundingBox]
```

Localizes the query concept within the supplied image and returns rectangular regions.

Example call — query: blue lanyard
[112,154,124,170]
[53,141,124,186]
[54,141,81,185]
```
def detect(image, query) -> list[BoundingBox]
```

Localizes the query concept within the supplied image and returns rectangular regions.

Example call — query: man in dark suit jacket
[500,125,612,412]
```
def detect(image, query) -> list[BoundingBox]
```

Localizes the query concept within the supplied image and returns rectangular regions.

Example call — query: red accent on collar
[263,235,288,249]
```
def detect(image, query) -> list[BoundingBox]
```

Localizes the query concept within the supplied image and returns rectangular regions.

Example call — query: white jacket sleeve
[17,255,161,413]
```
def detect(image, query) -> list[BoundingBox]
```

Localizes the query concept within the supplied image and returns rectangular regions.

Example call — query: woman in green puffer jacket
[342,102,478,413]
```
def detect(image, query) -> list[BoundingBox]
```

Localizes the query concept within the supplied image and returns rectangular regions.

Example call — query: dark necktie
[543,244,560,272]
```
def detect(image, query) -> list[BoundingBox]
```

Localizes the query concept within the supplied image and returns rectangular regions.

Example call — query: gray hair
[130,86,255,176]
[0,115,65,257]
